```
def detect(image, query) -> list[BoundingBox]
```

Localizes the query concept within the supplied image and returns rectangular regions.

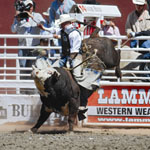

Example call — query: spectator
[40,7,60,57]
[49,0,76,27]
[123,0,150,71]
[102,19,120,36]
[125,0,150,52]
[147,0,150,14]
[40,7,50,35]
[101,18,121,46]
[81,0,100,35]
[11,0,45,68]
[24,0,45,47]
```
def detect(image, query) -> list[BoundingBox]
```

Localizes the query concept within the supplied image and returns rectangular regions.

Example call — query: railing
[0,34,150,95]
[0,34,61,94]
[102,35,150,85]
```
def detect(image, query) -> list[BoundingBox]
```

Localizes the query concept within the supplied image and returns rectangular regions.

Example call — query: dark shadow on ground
[11,129,91,134]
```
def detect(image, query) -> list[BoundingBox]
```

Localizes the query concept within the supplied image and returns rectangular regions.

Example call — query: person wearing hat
[123,0,150,71]
[39,14,102,111]
[40,7,60,58]
[49,0,76,27]
[11,0,45,82]
[42,8,50,27]
[55,14,83,81]
[41,14,84,84]
[125,0,150,50]
[40,7,51,35]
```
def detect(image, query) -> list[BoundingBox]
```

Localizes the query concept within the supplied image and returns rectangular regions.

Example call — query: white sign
[70,4,121,18]
[88,106,150,117]
[0,95,66,125]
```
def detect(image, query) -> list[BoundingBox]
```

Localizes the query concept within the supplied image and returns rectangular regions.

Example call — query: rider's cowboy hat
[132,0,146,5]
[43,7,50,16]
[58,14,76,25]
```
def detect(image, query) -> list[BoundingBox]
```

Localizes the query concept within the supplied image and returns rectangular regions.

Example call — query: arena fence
[0,34,150,94]
[0,34,150,127]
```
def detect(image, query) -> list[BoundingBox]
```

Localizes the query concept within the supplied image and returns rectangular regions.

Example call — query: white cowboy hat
[23,0,33,6]
[43,7,50,16]
[58,14,76,25]
[132,0,146,5]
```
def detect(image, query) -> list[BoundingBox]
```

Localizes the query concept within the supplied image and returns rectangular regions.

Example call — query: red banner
[87,86,150,125]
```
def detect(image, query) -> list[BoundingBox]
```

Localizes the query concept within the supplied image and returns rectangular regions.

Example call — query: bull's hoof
[78,112,86,121]
[78,108,88,121]
[30,128,38,133]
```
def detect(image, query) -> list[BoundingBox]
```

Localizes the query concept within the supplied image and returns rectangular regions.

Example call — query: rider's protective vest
[61,28,81,56]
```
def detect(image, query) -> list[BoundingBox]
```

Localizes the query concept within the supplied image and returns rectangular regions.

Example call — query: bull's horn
[94,49,98,55]
[32,65,36,70]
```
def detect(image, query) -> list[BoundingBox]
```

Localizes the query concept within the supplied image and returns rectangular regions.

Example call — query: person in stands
[49,0,76,27]
[123,0,150,71]
[125,0,150,51]
[101,18,121,46]
[40,7,51,35]
[40,7,59,57]
[102,18,120,36]
[147,0,150,14]
[11,0,45,68]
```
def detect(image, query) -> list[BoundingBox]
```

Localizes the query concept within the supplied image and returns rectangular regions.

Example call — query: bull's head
[31,65,60,97]
[31,65,60,84]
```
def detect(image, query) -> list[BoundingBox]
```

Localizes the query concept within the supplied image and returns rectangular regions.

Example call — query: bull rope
[68,55,92,71]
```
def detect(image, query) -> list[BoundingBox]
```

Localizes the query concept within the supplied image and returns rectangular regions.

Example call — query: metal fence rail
[0,34,150,94]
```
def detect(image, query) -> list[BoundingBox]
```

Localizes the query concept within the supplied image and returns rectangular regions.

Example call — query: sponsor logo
[8,104,41,117]
[98,88,150,105]
[87,86,150,125]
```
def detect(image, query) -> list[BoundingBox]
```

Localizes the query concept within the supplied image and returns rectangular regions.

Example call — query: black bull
[31,67,92,132]
[31,36,121,132]
[82,36,121,78]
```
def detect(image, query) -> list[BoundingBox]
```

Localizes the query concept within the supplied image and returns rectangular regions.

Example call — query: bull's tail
[115,66,122,79]
[115,49,122,79]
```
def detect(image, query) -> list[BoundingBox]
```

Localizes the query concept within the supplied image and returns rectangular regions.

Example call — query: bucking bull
[82,36,121,78]
[30,32,121,132]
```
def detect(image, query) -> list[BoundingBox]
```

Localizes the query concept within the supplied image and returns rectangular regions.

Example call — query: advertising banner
[87,86,150,126]
[0,95,66,125]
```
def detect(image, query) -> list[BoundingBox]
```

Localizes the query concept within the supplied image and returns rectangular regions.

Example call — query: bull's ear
[32,65,36,70]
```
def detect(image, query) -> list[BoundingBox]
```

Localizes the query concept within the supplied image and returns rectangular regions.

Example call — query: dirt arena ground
[0,123,150,150]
